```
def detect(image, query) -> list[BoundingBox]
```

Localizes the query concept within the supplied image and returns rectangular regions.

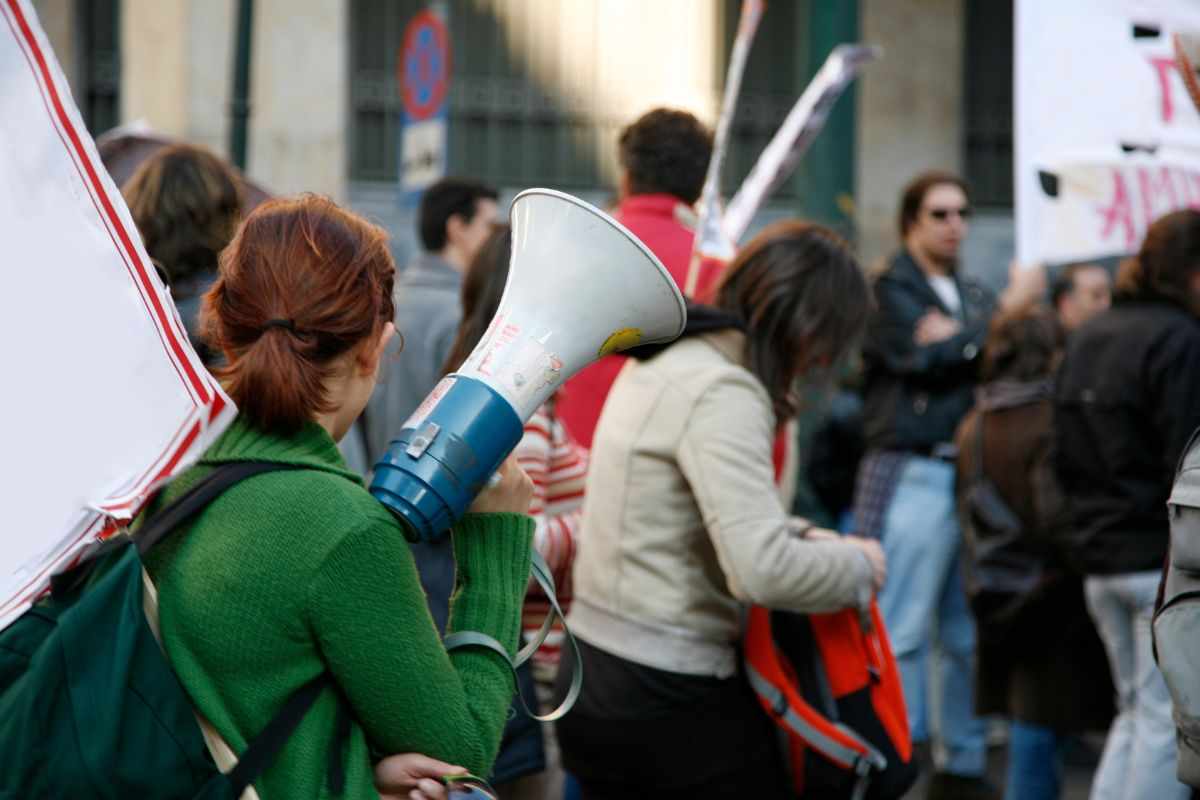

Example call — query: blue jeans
[1084,572,1190,800]
[1005,722,1062,800]
[877,456,986,776]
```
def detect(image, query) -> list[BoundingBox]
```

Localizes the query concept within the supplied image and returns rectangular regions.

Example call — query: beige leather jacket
[568,329,872,678]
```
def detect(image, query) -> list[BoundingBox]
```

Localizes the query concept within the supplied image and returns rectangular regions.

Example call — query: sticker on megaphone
[370,189,687,542]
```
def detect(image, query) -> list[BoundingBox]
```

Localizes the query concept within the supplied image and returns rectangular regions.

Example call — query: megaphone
[370,188,688,541]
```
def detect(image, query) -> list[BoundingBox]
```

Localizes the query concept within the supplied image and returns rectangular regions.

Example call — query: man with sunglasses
[854,171,1044,800]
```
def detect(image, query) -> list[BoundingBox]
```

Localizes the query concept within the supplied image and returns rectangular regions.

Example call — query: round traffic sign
[398,10,449,122]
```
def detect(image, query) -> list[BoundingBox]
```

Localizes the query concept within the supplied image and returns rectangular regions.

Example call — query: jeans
[1084,572,1190,800]
[1005,722,1062,800]
[877,456,986,776]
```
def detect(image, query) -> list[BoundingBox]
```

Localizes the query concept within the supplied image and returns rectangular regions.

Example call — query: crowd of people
[111,104,1200,800]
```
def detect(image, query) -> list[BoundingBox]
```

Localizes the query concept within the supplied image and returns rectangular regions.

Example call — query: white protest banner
[688,0,765,287]
[722,44,880,245]
[0,0,234,631]
[1015,0,1200,264]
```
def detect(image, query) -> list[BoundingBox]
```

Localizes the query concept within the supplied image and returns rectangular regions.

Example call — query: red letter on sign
[1098,169,1137,251]
[1149,56,1179,122]
[1138,166,1179,227]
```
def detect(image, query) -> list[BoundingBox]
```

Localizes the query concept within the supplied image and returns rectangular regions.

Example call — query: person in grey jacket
[555,221,886,799]
[360,178,499,468]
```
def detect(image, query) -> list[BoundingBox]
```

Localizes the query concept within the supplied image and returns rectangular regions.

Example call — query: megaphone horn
[371,188,688,541]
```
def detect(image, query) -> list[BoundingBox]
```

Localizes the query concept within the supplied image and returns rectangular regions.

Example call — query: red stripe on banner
[147,420,203,489]
[5,0,209,405]
[0,8,199,402]
[0,514,105,614]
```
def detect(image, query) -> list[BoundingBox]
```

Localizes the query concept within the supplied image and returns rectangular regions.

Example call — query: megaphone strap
[444,551,582,722]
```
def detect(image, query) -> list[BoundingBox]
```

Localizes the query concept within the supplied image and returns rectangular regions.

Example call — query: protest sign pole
[722,44,880,246]
[686,0,764,294]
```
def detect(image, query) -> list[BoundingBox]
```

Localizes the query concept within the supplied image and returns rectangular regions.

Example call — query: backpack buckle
[769,686,789,717]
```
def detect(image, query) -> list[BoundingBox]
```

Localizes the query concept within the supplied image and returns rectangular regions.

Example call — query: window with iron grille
[348,0,815,194]
[349,0,610,189]
[964,0,1013,209]
[78,0,120,136]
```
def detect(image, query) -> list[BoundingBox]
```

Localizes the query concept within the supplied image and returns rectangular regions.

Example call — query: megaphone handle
[444,551,583,723]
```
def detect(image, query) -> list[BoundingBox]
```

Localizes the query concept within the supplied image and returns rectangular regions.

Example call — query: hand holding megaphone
[370,189,687,541]
[467,455,533,515]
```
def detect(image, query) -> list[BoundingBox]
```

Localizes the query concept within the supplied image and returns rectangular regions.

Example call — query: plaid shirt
[850,450,910,539]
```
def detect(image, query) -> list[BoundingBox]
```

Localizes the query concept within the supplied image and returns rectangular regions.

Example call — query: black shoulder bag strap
[136,461,345,796]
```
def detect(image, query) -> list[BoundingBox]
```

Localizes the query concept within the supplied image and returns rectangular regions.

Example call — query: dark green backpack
[0,461,337,799]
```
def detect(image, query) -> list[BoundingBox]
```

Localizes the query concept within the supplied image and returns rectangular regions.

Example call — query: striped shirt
[518,397,588,676]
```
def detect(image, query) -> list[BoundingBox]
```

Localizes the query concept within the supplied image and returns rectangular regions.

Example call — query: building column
[856,0,964,266]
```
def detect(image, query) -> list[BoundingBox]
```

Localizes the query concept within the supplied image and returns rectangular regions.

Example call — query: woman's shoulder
[209,465,405,562]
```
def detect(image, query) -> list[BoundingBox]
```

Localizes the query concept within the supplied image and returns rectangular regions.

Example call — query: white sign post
[1015,0,1200,264]
[0,0,234,631]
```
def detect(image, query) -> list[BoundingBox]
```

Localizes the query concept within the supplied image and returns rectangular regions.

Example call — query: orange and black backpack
[744,602,917,800]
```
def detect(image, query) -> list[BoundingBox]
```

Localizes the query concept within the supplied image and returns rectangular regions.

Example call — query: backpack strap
[225,673,333,796]
[743,607,888,800]
[133,461,347,795]
[137,461,299,556]
[444,550,582,722]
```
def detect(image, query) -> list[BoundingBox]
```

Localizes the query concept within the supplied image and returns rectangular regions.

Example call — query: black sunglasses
[927,206,972,222]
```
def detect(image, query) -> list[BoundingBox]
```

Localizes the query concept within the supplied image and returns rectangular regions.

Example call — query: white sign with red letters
[0,0,234,631]
[1016,0,1200,264]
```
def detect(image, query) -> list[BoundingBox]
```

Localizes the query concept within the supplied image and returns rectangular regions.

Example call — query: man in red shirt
[558,108,716,447]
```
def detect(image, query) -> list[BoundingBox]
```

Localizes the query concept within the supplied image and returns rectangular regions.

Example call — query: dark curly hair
[122,143,243,285]
[981,305,1065,383]
[618,108,713,205]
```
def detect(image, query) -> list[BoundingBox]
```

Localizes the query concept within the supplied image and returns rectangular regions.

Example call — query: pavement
[899,735,1098,799]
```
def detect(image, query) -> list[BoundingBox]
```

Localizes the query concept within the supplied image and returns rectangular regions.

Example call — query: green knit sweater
[141,417,534,799]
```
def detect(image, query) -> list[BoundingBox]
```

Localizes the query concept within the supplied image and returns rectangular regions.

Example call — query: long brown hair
[201,195,396,435]
[1114,209,1200,311]
[122,143,243,286]
[442,224,512,375]
[714,220,872,421]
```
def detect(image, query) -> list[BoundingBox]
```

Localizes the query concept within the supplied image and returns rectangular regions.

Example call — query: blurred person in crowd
[555,221,886,799]
[122,143,243,366]
[361,177,499,465]
[441,224,589,800]
[557,108,714,448]
[853,171,1044,800]
[141,195,535,799]
[1052,262,1112,332]
[955,307,1113,800]
[1053,209,1200,800]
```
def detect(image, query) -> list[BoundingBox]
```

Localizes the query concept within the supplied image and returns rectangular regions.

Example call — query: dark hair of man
[417,178,499,253]
[714,220,872,421]
[1051,263,1104,310]
[441,224,512,376]
[897,170,970,239]
[981,305,1065,383]
[1114,208,1200,312]
[618,108,713,205]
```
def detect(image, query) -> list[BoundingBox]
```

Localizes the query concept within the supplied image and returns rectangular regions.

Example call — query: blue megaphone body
[370,188,687,541]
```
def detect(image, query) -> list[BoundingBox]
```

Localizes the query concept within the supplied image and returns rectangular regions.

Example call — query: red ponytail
[202,194,396,435]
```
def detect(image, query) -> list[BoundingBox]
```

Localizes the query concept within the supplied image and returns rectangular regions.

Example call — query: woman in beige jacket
[554,221,886,799]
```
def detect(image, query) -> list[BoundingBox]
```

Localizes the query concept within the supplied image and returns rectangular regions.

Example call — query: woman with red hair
[141,194,534,799]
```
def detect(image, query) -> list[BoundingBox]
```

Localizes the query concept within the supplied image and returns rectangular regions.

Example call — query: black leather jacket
[862,250,995,452]
[1054,300,1200,575]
